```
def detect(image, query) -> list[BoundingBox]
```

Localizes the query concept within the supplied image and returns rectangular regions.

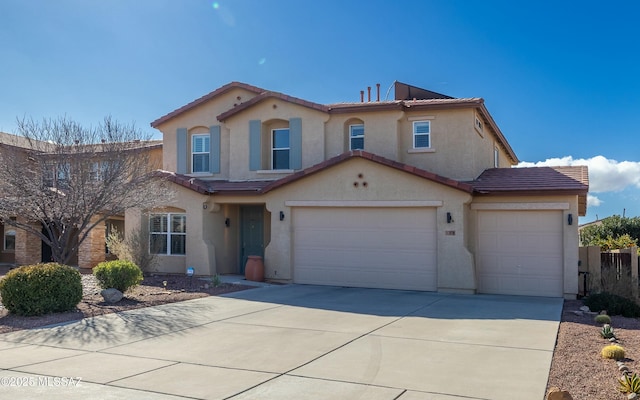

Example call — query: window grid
[149,213,186,255]
[349,124,364,150]
[413,121,431,149]
[191,134,210,173]
[272,128,290,170]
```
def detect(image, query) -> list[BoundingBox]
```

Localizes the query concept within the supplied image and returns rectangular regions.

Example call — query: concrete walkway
[0,285,562,400]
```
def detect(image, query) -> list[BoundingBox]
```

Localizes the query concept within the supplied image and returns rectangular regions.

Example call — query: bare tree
[0,116,171,265]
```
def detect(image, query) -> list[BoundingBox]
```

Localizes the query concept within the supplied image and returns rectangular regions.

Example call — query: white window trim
[349,124,364,150]
[271,128,290,170]
[494,146,500,168]
[412,120,431,149]
[191,134,210,174]
[149,213,186,256]
[407,148,436,154]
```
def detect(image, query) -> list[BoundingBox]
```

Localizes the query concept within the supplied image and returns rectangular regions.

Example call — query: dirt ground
[547,300,640,399]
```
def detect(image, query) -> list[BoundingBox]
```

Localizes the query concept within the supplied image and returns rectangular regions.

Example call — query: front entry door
[240,205,264,274]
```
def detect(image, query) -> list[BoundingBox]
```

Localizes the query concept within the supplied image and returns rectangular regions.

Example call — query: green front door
[240,205,264,274]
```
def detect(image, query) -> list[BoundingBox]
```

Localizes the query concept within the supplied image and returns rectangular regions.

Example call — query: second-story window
[413,121,431,149]
[192,134,210,173]
[272,128,290,170]
[349,124,364,150]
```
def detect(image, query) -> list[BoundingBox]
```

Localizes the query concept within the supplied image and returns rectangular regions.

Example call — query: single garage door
[292,207,437,291]
[477,210,563,297]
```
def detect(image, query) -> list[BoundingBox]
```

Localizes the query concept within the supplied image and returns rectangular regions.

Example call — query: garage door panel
[293,207,437,291]
[477,210,563,297]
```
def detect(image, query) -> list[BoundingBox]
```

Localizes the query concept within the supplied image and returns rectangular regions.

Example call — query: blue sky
[1,0,639,223]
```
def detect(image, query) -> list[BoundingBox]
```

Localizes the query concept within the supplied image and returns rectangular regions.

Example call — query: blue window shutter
[209,125,221,174]
[176,128,187,174]
[249,120,262,171]
[289,117,302,170]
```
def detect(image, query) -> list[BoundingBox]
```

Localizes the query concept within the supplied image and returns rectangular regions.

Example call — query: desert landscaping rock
[101,288,124,303]
[546,387,573,400]
[0,273,255,334]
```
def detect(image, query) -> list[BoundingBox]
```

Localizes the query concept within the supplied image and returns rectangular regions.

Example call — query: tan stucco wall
[223,100,330,180]
[125,185,214,276]
[398,108,510,180]
[153,88,260,174]
[324,111,404,161]
[470,195,580,298]
[214,158,476,292]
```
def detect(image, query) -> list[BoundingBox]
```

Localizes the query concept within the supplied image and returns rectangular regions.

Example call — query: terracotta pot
[245,256,265,282]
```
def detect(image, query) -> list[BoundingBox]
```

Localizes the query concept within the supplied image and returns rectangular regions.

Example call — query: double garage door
[292,207,437,291]
[476,210,564,297]
[292,207,564,297]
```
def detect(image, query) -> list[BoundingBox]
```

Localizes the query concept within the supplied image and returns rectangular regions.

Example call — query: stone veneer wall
[14,219,42,266]
[78,219,106,269]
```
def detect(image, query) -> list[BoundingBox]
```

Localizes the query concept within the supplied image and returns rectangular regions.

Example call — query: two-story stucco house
[135,81,588,298]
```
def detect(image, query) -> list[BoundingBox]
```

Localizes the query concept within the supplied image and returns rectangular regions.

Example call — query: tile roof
[261,150,475,194]
[150,81,519,163]
[217,91,329,122]
[150,82,265,128]
[469,166,589,194]
[153,170,272,195]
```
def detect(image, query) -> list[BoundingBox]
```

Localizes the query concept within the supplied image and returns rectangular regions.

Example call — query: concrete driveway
[0,285,562,400]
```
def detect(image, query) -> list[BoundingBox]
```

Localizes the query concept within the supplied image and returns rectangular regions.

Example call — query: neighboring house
[0,132,162,268]
[131,81,588,298]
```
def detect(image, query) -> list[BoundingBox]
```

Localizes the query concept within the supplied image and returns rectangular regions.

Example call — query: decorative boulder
[547,387,573,400]
[101,288,124,303]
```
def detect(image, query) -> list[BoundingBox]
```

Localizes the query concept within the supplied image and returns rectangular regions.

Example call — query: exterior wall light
[446,212,453,224]
[225,218,230,227]
[279,211,285,221]
[568,214,573,225]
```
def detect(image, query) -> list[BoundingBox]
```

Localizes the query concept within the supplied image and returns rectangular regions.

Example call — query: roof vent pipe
[376,83,380,102]
[367,86,371,102]
[360,90,364,103]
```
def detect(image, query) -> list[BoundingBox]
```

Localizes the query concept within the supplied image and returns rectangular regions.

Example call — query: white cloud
[587,194,602,207]
[517,155,640,193]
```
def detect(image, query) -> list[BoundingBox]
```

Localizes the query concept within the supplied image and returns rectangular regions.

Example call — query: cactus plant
[602,345,625,360]
[595,314,612,324]
[618,373,640,394]
[600,324,616,339]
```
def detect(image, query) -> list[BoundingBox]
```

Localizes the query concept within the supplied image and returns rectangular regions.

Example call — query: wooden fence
[578,246,639,300]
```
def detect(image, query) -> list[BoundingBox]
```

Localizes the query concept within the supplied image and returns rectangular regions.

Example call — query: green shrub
[602,344,625,360]
[0,263,82,316]
[93,260,143,292]
[584,292,640,318]
[594,314,612,324]
[619,373,640,394]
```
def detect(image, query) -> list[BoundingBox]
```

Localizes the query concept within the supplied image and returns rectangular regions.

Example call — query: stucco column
[78,218,106,269]
[14,218,42,266]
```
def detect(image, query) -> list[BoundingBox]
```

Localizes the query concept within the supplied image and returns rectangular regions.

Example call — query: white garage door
[477,210,563,297]
[293,207,437,291]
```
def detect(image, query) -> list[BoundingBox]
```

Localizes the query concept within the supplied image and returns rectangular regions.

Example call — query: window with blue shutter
[272,128,290,169]
[191,134,210,173]
[176,128,188,174]
[209,125,221,174]
[249,120,262,171]
[289,117,302,170]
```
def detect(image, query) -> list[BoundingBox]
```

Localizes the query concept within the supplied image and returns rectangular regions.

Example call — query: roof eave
[150,82,265,128]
